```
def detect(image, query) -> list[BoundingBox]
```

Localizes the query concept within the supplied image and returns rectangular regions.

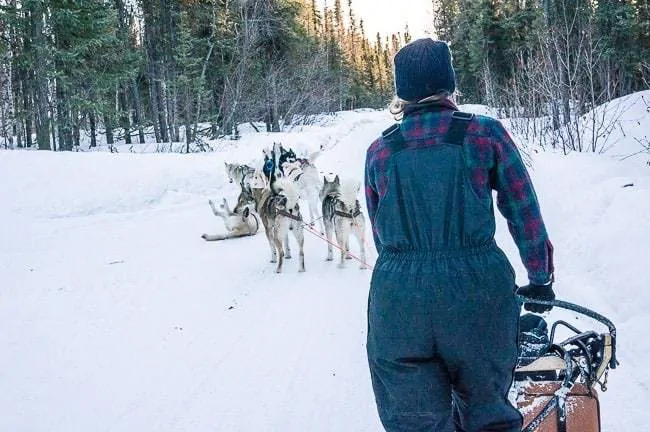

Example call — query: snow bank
[1,100,649,431]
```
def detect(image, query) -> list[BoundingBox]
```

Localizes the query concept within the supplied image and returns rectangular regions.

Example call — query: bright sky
[325,0,434,40]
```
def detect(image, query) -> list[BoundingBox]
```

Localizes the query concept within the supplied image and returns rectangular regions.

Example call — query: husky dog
[265,142,324,233]
[240,178,305,273]
[246,170,269,190]
[201,198,260,241]
[262,142,295,183]
[225,162,257,188]
[320,175,367,269]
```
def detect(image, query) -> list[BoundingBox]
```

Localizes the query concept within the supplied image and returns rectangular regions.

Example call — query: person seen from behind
[364,38,556,432]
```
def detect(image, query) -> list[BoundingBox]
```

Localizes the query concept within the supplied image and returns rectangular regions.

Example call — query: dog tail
[201,233,229,241]
[201,231,256,241]
[308,147,323,163]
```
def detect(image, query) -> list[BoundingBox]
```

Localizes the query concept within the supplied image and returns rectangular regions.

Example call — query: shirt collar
[402,98,458,117]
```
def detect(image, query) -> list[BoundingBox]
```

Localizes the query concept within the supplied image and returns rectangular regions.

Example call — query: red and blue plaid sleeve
[491,121,554,285]
[365,139,383,254]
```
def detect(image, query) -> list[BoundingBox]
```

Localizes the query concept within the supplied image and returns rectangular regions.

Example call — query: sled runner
[514,297,618,432]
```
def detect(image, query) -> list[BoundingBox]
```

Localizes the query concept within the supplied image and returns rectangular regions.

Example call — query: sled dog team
[202,142,367,273]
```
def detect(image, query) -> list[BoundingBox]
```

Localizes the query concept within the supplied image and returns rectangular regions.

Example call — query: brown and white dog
[239,178,305,273]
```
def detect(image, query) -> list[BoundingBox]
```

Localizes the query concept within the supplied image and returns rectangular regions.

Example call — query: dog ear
[323,176,328,184]
[242,207,250,218]
[334,175,340,185]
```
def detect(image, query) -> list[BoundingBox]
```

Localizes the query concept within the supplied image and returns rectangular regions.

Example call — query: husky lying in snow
[320,175,367,269]
[201,198,260,241]
[239,178,305,273]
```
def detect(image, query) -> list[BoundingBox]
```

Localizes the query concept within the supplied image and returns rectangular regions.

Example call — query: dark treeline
[434,0,650,151]
[0,0,407,150]
[1,1,649,152]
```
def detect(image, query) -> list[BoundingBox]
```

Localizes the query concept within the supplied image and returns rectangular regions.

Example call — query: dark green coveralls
[367,114,522,432]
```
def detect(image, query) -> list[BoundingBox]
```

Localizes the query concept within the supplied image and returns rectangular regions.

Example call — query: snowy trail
[1,198,382,432]
[2,108,649,431]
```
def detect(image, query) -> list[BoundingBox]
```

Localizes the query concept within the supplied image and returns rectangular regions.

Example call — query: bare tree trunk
[55,77,74,151]
[160,0,180,143]
[118,87,132,144]
[21,74,33,147]
[50,116,57,152]
[142,0,164,143]
[191,41,215,140]
[131,77,145,143]
[104,114,114,145]
[7,4,22,149]
[270,72,280,132]
[11,85,23,149]
[89,111,97,147]
[30,5,51,150]
[183,86,192,152]
[73,113,80,149]
[156,75,170,142]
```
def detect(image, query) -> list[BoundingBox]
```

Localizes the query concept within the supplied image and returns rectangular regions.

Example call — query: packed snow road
[2,108,649,431]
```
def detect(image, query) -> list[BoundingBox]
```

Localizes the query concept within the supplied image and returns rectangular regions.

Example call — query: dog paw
[337,263,346,269]
[326,256,333,261]
[270,258,277,263]
[345,255,353,260]
[299,267,305,273]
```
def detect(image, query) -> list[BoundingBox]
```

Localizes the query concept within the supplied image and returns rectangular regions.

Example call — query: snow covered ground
[1,99,649,431]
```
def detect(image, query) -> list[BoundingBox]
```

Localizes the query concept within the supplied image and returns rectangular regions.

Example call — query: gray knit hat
[393,38,456,102]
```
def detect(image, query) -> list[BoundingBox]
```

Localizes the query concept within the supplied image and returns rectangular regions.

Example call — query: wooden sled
[514,298,618,432]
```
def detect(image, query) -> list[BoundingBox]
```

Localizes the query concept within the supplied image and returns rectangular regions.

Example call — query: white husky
[201,198,260,241]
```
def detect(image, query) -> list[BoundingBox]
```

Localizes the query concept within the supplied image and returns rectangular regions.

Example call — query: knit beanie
[393,38,456,102]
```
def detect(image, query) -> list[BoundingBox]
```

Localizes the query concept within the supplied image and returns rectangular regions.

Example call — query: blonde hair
[388,92,452,120]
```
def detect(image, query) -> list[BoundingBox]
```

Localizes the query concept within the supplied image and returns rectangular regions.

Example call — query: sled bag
[517,382,601,432]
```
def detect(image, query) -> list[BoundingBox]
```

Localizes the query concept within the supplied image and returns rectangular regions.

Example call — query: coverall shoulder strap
[443,111,474,146]
[381,111,474,152]
[381,123,406,153]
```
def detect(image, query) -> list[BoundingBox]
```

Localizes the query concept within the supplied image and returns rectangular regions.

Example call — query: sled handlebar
[516,295,618,370]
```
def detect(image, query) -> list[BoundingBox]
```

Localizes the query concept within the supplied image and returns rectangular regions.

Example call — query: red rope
[301,222,374,270]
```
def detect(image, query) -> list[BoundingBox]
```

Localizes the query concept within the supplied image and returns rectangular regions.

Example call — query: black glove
[517,283,555,313]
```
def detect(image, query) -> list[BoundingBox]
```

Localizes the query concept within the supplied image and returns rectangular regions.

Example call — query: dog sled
[514,297,618,432]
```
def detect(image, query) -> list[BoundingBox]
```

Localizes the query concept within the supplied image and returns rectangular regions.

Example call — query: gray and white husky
[201,197,260,241]
[240,178,305,273]
[320,175,367,269]
[225,161,257,188]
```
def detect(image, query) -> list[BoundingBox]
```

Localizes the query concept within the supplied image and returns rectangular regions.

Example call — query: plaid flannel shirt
[365,104,554,285]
